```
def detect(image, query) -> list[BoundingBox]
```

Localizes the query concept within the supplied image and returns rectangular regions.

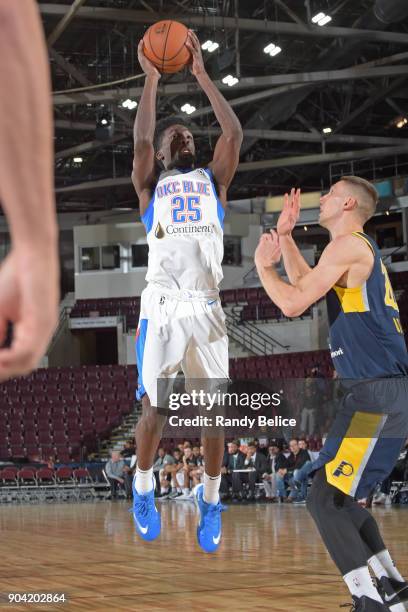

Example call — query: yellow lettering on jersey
[393,317,403,334]
[380,261,399,312]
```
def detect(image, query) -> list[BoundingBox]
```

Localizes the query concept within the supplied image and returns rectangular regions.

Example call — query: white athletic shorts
[135,283,229,406]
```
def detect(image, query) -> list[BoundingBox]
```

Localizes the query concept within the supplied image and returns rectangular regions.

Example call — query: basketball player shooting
[255,180,408,611]
[131,30,242,553]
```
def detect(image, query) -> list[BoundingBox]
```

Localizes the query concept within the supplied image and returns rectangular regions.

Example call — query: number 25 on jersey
[171,196,201,223]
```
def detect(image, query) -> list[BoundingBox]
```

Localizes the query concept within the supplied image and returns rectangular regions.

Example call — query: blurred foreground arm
[0,0,59,379]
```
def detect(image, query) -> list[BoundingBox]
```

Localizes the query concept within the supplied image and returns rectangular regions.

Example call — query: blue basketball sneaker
[193,483,226,553]
[132,477,161,541]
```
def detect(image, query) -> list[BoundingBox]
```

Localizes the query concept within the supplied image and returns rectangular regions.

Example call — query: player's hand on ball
[277,187,301,236]
[138,40,160,78]
[186,30,206,77]
[255,230,282,268]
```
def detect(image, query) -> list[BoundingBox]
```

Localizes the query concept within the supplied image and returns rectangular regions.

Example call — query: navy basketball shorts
[312,377,408,499]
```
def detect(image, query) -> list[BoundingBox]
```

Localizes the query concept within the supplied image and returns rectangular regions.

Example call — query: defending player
[131,30,242,552]
[255,179,408,611]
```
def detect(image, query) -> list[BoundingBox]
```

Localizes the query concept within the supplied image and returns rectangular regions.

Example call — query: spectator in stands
[262,441,287,501]
[121,440,136,458]
[46,456,55,470]
[233,441,268,501]
[258,438,269,457]
[221,440,245,499]
[277,438,312,503]
[299,438,320,462]
[164,448,185,499]
[153,447,173,493]
[374,439,408,505]
[159,450,175,497]
[300,385,316,436]
[178,446,197,499]
[192,445,202,462]
[190,445,205,488]
[105,451,133,500]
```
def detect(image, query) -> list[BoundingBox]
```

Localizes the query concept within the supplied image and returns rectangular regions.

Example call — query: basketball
[143,20,191,74]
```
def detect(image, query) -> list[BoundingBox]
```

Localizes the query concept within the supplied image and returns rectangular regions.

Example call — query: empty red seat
[36,468,55,484]
[56,466,73,482]
[38,431,53,445]
[53,431,67,445]
[73,467,92,483]
[2,467,18,483]
[18,468,36,484]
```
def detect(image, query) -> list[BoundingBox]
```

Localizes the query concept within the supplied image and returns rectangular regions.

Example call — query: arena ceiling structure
[38,0,408,212]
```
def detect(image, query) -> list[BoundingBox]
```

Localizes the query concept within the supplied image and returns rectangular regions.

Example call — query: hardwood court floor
[0,500,407,611]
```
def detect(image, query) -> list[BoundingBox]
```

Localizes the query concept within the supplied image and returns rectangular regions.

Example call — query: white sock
[182,488,190,495]
[343,566,383,602]
[161,487,168,494]
[135,466,153,494]
[369,550,405,582]
[203,472,221,505]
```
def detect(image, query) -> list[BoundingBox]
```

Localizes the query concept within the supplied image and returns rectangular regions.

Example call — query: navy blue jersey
[326,232,408,379]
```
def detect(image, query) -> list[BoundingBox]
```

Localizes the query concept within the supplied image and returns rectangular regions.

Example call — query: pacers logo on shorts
[332,460,354,478]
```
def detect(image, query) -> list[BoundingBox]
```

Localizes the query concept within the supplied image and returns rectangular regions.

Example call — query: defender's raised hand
[277,188,301,237]
[138,40,160,78]
[255,230,282,268]
[185,29,206,77]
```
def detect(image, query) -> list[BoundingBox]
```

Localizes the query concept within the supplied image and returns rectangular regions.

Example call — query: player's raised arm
[132,41,161,208]
[0,0,59,379]
[186,30,243,205]
[277,188,312,285]
[255,233,365,317]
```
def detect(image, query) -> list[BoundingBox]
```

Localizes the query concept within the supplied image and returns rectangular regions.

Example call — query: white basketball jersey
[141,168,224,291]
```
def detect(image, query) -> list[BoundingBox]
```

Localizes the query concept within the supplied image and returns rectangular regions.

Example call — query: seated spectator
[299,438,320,462]
[163,448,184,498]
[178,446,197,499]
[189,445,205,488]
[153,447,174,494]
[232,441,268,501]
[105,450,133,500]
[221,440,245,499]
[121,440,136,458]
[375,439,408,504]
[276,438,312,503]
[262,441,287,501]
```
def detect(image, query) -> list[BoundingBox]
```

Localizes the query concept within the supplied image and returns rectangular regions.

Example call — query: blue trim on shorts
[205,168,225,229]
[135,318,148,400]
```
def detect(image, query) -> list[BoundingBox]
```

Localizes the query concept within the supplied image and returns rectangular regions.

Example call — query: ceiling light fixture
[222,74,239,87]
[263,43,282,57]
[122,99,138,110]
[202,40,219,52]
[181,103,196,115]
[312,12,332,26]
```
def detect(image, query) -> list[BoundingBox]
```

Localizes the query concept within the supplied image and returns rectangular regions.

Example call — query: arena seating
[0,465,109,503]
[69,288,311,325]
[70,297,140,329]
[0,365,136,463]
[229,349,334,379]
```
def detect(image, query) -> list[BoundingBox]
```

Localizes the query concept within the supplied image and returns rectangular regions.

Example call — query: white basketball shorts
[135,284,229,406]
